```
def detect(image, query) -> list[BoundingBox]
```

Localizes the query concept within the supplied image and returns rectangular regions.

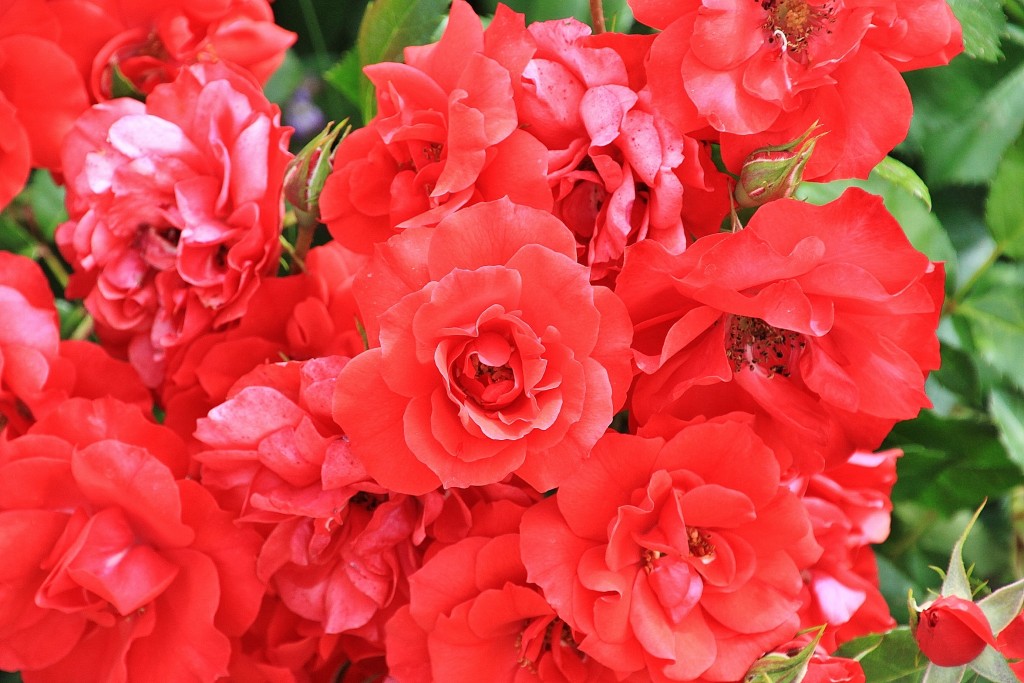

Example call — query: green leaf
[501,0,634,29]
[886,411,1019,513]
[743,625,824,683]
[968,646,1021,683]
[922,663,966,683]
[0,212,35,256]
[955,262,1024,390]
[978,576,1024,632]
[948,0,1006,61]
[355,0,450,121]
[940,503,984,599]
[18,170,66,242]
[835,628,927,683]
[919,58,1024,186]
[324,50,365,115]
[874,156,932,210]
[985,137,1024,259]
[989,388,1024,472]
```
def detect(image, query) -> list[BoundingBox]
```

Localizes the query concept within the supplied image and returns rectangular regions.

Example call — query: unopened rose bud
[912,595,998,667]
[284,120,347,217]
[735,124,823,209]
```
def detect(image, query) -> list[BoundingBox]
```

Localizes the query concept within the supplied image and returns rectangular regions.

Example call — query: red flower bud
[913,595,998,667]
[734,123,823,209]
[284,120,347,217]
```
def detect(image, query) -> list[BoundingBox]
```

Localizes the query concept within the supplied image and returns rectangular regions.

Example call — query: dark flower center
[760,0,835,54]
[687,527,716,562]
[726,315,806,378]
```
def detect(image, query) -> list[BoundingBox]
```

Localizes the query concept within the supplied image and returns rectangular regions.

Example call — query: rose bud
[912,595,999,667]
[284,120,347,217]
[734,124,823,209]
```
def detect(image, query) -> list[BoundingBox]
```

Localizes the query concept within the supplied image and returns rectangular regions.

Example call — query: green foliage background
[1,0,1022,680]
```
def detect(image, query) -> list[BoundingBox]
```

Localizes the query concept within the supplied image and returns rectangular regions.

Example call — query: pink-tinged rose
[0,397,263,682]
[632,0,962,180]
[797,450,900,649]
[333,198,633,495]
[48,0,295,102]
[617,188,942,476]
[0,0,88,207]
[195,358,431,648]
[520,423,822,681]
[57,61,293,387]
[320,1,551,253]
[0,253,150,437]
[160,242,367,447]
[516,20,729,282]
[913,595,998,667]
[0,252,61,435]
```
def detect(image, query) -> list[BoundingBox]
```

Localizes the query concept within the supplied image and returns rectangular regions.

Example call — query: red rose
[617,188,943,475]
[0,0,88,207]
[386,534,633,682]
[319,1,551,253]
[0,397,263,681]
[333,198,633,494]
[632,0,962,180]
[515,20,728,282]
[48,0,295,101]
[913,595,998,667]
[520,423,821,681]
[797,450,900,650]
[57,61,293,385]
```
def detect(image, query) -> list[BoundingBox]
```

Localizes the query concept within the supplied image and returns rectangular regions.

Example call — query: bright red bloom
[520,423,821,681]
[633,0,962,180]
[913,595,998,667]
[997,611,1024,680]
[617,188,943,475]
[515,20,728,282]
[0,253,151,437]
[797,449,900,650]
[57,61,293,386]
[48,0,295,101]
[0,0,88,208]
[0,397,263,682]
[386,533,637,682]
[333,198,633,494]
[319,1,551,253]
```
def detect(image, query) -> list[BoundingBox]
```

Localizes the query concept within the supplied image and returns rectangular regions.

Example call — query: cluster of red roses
[0,0,1000,681]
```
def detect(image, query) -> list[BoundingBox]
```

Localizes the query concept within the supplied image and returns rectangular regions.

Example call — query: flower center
[515,617,579,673]
[760,0,835,54]
[687,527,716,563]
[726,315,805,378]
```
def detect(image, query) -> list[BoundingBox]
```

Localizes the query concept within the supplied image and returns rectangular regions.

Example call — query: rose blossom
[631,0,962,180]
[319,1,551,253]
[520,423,821,681]
[617,188,943,475]
[47,0,295,102]
[333,198,633,494]
[913,595,998,667]
[516,19,729,282]
[0,253,151,437]
[0,397,263,681]
[0,0,88,208]
[57,61,293,386]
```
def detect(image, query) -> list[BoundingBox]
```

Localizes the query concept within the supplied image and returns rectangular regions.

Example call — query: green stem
[70,313,94,341]
[948,244,1002,312]
[36,243,69,289]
